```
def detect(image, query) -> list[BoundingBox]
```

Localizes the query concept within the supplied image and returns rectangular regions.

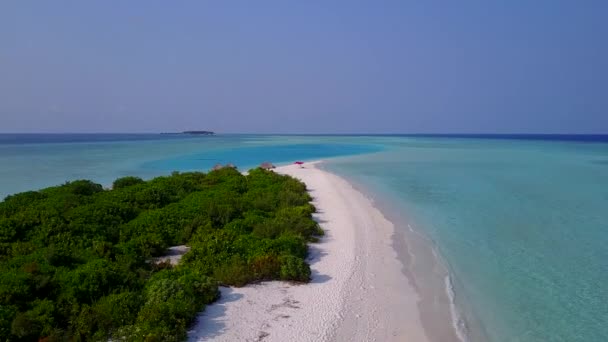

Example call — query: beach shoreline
[187,161,447,341]
[317,162,470,342]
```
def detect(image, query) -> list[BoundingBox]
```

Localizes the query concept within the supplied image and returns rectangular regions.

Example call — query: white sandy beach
[187,162,430,342]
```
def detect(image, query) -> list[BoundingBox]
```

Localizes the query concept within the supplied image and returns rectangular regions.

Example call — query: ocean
[1,133,607,341]
[0,134,381,198]
[324,136,608,342]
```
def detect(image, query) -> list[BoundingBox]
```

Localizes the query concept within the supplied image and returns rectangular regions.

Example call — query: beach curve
[187,161,430,341]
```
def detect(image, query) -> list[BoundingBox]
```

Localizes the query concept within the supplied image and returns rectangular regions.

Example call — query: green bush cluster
[0,167,321,341]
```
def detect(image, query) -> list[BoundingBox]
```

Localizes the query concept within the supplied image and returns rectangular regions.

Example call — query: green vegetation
[0,168,321,341]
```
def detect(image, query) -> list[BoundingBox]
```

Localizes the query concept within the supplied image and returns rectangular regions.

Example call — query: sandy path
[187,162,429,342]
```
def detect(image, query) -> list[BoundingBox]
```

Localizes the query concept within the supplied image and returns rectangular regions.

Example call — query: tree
[0,167,319,340]
[113,176,145,190]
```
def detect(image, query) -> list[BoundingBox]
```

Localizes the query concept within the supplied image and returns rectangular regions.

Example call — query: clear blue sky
[1,1,607,133]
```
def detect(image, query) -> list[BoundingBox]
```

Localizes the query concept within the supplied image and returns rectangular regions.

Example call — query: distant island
[161,131,215,135]
[182,130,214,135]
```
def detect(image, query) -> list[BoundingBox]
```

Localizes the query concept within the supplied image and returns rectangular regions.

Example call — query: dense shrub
[63,180,104,197]
[251,255,281,280]
[279,255,311,282]
[92,291,142,334]
[0,168,321,340]
[112,176,145,189]
[213,257,252,287]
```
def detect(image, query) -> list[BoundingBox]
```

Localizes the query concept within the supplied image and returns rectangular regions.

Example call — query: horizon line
[1,132,608,136]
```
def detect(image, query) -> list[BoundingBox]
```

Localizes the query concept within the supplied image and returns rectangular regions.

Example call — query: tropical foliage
[0,167,321,341]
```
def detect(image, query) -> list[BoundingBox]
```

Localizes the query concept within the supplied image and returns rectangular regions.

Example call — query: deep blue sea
[1,133,607,341]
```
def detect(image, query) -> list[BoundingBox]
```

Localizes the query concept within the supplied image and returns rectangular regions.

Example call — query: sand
[154,245,190,265]
[187,162,431,342]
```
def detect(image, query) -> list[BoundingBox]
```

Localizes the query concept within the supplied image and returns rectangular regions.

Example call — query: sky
[1,1,607,134]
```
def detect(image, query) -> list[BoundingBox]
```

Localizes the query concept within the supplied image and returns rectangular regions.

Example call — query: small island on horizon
[161,131,215,135]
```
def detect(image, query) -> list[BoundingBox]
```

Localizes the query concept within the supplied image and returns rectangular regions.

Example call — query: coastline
[187,161,444,341]
[317,161,468,342]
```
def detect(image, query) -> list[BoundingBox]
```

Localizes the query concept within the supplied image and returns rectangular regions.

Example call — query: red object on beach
[294,161,304,168]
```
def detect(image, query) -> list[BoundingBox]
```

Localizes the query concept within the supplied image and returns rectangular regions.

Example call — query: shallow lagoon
[2,134,607,341]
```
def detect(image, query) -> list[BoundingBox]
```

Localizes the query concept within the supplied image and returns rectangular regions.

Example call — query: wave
[445,274,469,342]
[407,223,471,342]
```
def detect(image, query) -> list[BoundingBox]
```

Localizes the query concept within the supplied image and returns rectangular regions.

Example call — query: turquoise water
[325,137,608,342]
[1,134,607,341]
[0,134,381,199]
